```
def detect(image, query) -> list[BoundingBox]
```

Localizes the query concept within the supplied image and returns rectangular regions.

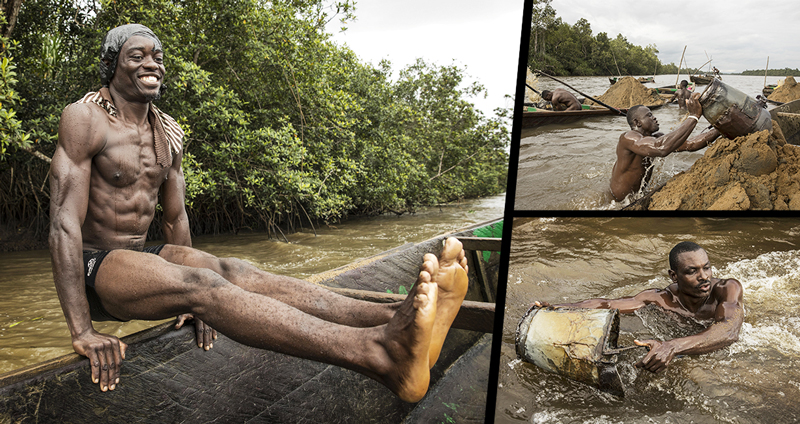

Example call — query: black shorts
[83,244,166,321]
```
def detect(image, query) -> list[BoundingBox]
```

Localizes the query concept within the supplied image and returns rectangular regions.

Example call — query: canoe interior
[0,220,502,423]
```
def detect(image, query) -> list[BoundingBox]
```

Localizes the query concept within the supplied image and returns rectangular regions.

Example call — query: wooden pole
[765,56,770,87]
[675,45,686,87]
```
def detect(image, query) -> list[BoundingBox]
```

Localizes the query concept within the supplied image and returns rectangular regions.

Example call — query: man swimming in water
[541,88,582,111]
[610,93,721,201]
[536,241,744,373]
[49,24,469,402]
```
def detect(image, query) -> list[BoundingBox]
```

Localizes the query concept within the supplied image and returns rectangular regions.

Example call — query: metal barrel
[699,78,772,139]
[515,306,626,396]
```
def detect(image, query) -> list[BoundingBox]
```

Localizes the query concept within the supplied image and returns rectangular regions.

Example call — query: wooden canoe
[0,219,503,423]
[521,107,624,128]
[771,99,800,145]
[690,75,714,85]
[610,77,654,84]
[763,84,777,97]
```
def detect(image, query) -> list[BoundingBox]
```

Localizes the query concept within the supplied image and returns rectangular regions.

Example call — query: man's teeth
[140,76,158,83]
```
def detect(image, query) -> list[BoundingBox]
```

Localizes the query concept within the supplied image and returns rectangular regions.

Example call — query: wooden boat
[609,76,654,84]
[0,220,503,423]
[690,74,714,85]
[771,99,800,145]
[763,84,777,97]
[522,105,625,128]
[656,82,695,94]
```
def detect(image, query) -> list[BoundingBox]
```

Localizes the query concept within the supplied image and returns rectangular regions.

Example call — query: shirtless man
[609,94,721,201]
[541,88,582,111]
[669,80,692,109]
[536,241,744,373]
[49,24,469,403]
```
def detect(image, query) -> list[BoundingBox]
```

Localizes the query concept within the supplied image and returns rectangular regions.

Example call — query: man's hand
[175,313,217,350]
[533,301,558,309]
[686,92,703,118]
[72,330,127,392]
[634,339,677,373]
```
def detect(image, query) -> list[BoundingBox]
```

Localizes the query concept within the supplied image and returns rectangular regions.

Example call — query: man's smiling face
[110,35,165,103]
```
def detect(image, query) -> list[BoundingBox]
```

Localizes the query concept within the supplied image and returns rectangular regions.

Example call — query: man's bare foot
[379,277,437,402]
[422,237,469,367]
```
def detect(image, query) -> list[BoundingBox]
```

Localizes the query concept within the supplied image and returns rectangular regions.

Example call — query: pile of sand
[525,68,540,103]
[647,121,800,210]
[589,76,665,108]
[768,76,800,103]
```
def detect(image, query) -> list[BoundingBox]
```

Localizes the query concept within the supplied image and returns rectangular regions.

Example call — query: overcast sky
[326,0,525,119]
[550,0,799,74]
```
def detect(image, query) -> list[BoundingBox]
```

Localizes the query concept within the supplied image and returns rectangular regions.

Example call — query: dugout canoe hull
[521,108,622,128]
[0,219,503,423]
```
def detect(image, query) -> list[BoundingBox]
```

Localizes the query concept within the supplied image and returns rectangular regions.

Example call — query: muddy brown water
[517,75,787,210]
[496,217,800,424]
[0,195,504,375]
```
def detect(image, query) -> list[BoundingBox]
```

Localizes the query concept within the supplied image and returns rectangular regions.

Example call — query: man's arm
[635,279,744,373]
[624,94,705,157]
[537,289,665,314]
[49,103,127,391]
[160,147,218,348]
[675,127,721,152]
[160,149,191,247]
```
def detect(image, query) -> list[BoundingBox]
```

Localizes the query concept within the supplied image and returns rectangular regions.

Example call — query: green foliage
[1,0,508,241]
[530,2,668,77]
[740,68,800,77]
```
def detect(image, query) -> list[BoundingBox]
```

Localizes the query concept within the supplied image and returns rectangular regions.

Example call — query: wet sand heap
[768,76,800,103]
[525,68,540,103]
[647,120,800,210]
[590,76,664,108]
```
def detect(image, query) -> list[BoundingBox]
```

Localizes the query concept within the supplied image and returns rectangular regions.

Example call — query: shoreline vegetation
[530,0,797,77]
[0,0,509,252]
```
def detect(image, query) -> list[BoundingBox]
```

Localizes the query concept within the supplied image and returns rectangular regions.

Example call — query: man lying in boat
[669,80,692,109]
[541,88,582,111]
[48,24,470,403]
[535,241,744,373]
[609,93,721,202]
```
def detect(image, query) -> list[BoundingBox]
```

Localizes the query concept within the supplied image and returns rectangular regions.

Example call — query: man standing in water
[610,94,721,201]
[49,24,469,402]
[537,241,744,373]
[541,88,582,111]
[669,80,692,109]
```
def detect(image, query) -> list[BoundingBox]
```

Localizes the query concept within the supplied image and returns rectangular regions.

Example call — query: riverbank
[0,195,506,253]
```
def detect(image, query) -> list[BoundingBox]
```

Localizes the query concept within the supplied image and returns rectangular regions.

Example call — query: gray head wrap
[99,24,163,87]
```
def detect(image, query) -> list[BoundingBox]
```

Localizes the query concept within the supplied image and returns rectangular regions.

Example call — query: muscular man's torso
[81,108,169,252]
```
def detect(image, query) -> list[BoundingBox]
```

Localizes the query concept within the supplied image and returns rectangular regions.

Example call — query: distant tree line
[530,0,685,77]
[740,68,800,76]
[0,0,509,246]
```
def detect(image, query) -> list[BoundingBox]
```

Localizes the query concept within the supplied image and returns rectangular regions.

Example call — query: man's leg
[157,245,398,327]
[92,249,450,401]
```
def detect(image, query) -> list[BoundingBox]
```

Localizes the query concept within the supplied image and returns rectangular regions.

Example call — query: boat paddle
[534,70,626,116]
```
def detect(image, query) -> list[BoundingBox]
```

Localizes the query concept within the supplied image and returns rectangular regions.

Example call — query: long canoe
[0,219,503,423]
[521,107,624,128]
[690,74,714,85]
[770,99,800,145]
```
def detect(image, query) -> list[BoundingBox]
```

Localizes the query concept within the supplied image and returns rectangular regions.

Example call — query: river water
[496,217,800,424]
[0,194,504,375]
[515,74,788,210]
